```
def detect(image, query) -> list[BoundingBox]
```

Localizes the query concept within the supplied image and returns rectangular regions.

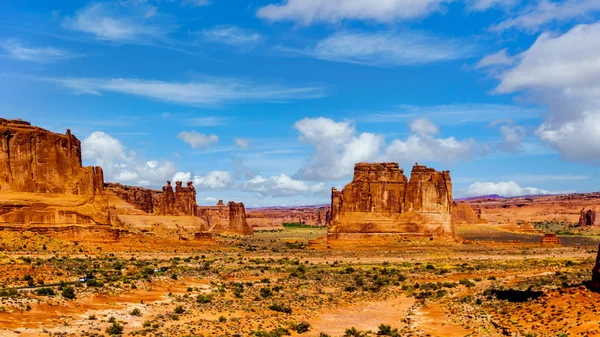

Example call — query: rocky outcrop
[329,162,453,238]
[586,244,600,292]
[157,181,197,216]
[0,119,104,195]
[105,183,160,213]
[452,202,487,225]
[246,206,331,227]
[199,201,253,235]
[579,209,596,227]
[540,233,561,247]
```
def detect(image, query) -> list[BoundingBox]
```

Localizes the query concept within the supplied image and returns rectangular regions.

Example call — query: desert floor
[0,225,599,337]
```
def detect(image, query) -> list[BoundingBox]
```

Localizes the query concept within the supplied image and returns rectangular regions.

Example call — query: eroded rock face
[157,181,197,216]
[593,244,600,284]
[579,209,596,227]
[200,201,252,235]
[0,119,104,195]
[452,202,487,225]
[330,162,453,237]
[540,233,561,247]
[105,183,160,213]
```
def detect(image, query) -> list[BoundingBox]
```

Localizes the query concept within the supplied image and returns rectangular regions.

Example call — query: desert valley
[0,119,600,337]
[3,1,600,336]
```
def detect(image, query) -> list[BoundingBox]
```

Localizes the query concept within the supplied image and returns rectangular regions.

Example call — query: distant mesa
[452,202,487,226]
[329,162,453,241]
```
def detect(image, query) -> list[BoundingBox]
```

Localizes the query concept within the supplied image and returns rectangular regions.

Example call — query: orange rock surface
[329,162,453,238]
[452,202,487,225]
[0,119,104,195]
[199,201,253,235]
[540,233,561,246]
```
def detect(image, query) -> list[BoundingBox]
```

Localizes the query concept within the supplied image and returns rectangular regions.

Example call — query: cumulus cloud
[234,138,252,149]
[82,132,176,187]
[384,118,477,164]
[243,174,325,198]
[462,180,550,197]
[467,0,519,11]
[290,31,477,66]
[294,117,383,181]
[178,131,218,149]
[294,117,478,181]
[41,76,325,106]
[173,171,232,189]
[195,25,263,48]
[0,39,81,63]
[257,0,450,25]
[493,21,600,161]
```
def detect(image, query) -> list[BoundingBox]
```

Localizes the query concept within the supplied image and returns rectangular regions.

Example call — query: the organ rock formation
[578,209,596,227]
[452,202,487,225]
[198,201,253,235]
[330,162,453,239]
[0,119,104,195]
[159,181,197,216]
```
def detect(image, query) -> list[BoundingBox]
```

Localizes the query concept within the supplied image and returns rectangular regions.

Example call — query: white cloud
[173,171,233,189]
[178,131,218,149]
[492,0,600,32]
[475,48,513,69]
[292,31,477,66]
[384,118,477,164]
[43,76,325,106]
[63,2,173,42]
[490,120,526,151]
[234,138,252,149]
[294,117,383,181]
[467,0,519,11]
[493,21,600,161]
[243,174,325,198]
[196,25,263,48]
[294,117,477,181]
[0,39,81,63]
[256,0,450,25]
[82,131,176,187]
[462,180,550,197]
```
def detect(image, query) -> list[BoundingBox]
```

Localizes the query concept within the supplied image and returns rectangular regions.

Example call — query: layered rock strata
[452,202,487,225]
[198,201,253,235]
[0,119,104,195]
[330,162,453,238]
[540,233,561,247]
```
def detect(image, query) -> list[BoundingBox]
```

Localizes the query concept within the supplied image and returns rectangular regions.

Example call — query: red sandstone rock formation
[452,202,487,225]
[587,244,600,292]
[0,119,104,195]
[540,233,561,247]
[579,209,596,227]
[246,206,330,227]
[105,183,160,213]
[200,201,252,235]
[330,162,453,238]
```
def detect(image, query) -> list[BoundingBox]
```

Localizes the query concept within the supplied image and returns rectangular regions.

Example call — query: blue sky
[2,0,600,206]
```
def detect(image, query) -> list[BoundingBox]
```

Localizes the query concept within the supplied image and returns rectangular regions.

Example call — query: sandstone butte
[579,208,597,227]
[329,162,453,241]
[0,119,251,239]
[540,233,561,247]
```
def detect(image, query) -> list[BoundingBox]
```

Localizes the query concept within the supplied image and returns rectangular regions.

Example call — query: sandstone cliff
[105,183,161,213]
[199,201,253,235]
[0,119,104,195]
[452,202,487,225]
[330,162,453,238]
